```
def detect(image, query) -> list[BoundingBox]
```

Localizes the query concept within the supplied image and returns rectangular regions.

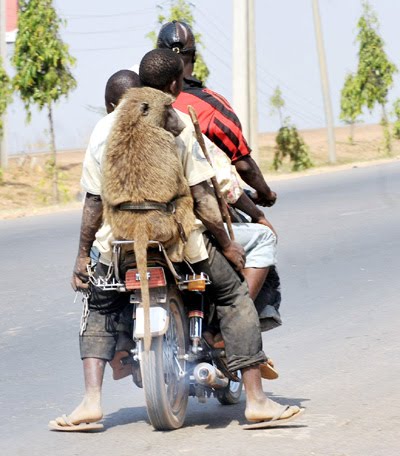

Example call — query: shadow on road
[103,406,149,430]
[102,392,309,431]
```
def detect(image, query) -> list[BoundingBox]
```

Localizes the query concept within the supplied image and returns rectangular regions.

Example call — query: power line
[61,7,158,20]
[72,44,144,52]
[65,24,150,35]
[258,82,324,125]
[258,65,324,112]
[258,85,323,127]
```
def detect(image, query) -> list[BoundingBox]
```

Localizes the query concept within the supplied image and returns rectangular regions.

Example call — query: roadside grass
[258,123,400,175]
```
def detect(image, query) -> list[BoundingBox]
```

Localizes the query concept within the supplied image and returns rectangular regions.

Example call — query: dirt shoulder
[1,124,399,220]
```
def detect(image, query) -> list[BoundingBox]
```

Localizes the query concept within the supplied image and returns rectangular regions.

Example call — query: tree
[355,1,397,154]
[0,56,12,141]
[273,122,313,172]
[12,0,76,203]
[269,87,313,172]
[147,0,209,83]
[269,86,285,127]
[339,72,362,144]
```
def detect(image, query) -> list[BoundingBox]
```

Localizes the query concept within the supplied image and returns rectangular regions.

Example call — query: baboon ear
[140,102,149,116]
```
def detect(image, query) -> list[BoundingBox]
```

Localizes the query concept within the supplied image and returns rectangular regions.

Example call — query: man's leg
[52,358,106,427]
[242,366,300,421]
[232,222,276,302]
[193,234,301,422]
[242,267,269,300]
[50,263,129,429]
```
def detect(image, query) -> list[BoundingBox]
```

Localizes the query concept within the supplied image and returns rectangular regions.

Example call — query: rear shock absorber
[188,291,204,354]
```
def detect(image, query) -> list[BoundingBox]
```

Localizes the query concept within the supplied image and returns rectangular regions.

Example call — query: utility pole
[312,0,336,163]
[0,0,8,169]
[248,0,259,163]
[232,0,250,142]
[233,0,259,163]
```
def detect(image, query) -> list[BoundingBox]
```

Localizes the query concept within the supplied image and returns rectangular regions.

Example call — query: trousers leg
[192,234,267,372]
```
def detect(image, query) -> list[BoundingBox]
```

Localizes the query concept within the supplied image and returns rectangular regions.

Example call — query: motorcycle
[89,239,243,431]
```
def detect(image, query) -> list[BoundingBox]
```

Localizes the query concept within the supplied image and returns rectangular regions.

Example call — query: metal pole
[232,0,250,140]
[248,0,259,163]
[311,0,336,163]
[0,0,8,169]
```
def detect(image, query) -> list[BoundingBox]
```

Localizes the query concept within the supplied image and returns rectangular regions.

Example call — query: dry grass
[1,123,399,219]
[0,150,84,218]
[258,123,400,175]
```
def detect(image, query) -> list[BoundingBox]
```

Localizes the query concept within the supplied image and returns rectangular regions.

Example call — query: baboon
[102,86,195,351]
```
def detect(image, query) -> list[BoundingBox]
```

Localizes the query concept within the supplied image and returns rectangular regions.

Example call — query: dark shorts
[79,262,131,361]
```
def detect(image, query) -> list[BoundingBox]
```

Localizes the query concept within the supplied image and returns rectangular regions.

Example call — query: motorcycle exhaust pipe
[193,362,229,389]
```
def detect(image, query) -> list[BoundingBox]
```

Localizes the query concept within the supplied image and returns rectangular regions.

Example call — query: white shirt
[81,107,215,265]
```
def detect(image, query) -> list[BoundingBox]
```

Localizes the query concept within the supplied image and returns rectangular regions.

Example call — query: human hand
[222,241,246,271]
[250,190,277,207]
[71,256,91,292]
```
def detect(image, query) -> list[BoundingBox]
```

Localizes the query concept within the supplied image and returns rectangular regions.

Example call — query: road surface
[0,161,399,455]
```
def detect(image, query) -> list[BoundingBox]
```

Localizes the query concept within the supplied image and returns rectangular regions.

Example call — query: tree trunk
[48,104,59,203]
[349,122,355,145]
[278,109,283,128]
[381,104,392,155]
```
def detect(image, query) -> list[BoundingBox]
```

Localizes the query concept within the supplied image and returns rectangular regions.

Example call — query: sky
[4,0,400,155]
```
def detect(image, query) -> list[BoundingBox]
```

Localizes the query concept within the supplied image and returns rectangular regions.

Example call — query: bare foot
[53,395,103,427]
[245,397,300,422]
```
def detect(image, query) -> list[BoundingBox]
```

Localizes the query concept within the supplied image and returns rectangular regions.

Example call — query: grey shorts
[231,222,277,268]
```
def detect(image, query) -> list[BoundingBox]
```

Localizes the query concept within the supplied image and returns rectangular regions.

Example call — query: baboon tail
[133,230,151,352]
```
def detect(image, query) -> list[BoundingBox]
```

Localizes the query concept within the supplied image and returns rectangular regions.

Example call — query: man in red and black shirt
[157,20,277,207]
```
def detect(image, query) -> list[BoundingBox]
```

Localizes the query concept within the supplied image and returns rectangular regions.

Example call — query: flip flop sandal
[243,406,305,430]
[260,360,279,380]
[48,414,104,432]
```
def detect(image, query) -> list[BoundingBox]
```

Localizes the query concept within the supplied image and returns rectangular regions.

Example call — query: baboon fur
[102,86,195,351]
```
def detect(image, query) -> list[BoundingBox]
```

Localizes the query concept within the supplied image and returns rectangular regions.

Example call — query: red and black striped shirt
[173,77,251,164]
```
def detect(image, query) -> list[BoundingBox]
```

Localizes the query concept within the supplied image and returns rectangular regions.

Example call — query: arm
[231,192,277,236]
[234,156,277,207]
[71,193,103,291]
[190,181,245,271]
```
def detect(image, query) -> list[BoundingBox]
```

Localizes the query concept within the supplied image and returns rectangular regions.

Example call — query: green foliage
[340,73,362,143]
[12,0,76,120]
[147,0,209,83]
[36,158,71,204]
[0,56,12,137]
[269,87,312,172]
[273,120,313,172]
[356,1,397,111]
[392,98,400,140]
[269,86,285,126]
[12,0,76,203]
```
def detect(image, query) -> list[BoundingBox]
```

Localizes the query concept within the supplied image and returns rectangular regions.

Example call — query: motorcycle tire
[140,287,189,430]
[217,372,243,405]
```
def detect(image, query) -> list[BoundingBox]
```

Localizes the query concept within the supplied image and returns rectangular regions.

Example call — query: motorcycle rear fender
[134,305,169,338]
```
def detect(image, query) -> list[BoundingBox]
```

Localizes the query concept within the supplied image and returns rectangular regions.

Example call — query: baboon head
[119,87,186,137]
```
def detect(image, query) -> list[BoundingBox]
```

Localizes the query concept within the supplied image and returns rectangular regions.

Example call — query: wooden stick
[188,105,235,240]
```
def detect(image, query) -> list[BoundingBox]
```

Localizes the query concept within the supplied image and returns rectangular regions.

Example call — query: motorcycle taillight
[125,267,166,290]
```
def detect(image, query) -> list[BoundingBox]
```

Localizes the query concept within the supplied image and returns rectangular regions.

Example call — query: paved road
[0,162,399,456]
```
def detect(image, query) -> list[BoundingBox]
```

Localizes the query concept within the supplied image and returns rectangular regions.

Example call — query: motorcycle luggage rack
[90,240,207,292]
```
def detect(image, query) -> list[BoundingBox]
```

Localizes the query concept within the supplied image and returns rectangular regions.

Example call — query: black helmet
[157,20,196,55]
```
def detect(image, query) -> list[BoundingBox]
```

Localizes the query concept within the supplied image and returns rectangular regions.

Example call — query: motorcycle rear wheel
[217,372,243,405]
[141,288,189,430]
